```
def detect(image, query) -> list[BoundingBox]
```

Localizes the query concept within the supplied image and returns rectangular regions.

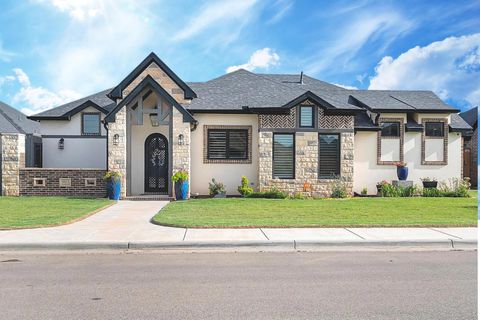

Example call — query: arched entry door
[144,133,168,193]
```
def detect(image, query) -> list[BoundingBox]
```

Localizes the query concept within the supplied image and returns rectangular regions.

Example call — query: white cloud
[369,33,480,106]
[173,0,258,43]
[226,48,280,73]
[37,0,104,20]
[36,0,155,96]
[13,68,31,87]
[6,68,81,115]
[267,0,293,24]
[332,83,358,90]
[305,11,414,75]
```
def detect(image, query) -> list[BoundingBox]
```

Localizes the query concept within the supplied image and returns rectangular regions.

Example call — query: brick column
[1,133,25,196]
[107,107,127,198]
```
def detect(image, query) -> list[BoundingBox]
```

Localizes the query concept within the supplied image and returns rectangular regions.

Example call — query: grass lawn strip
[0,197,113,230]
[153,192,477,228]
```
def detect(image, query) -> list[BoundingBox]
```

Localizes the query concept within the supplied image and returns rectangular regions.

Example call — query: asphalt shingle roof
[32,88,116,118]
[450,113,473,132]
[459,106,478,127]
[29,68,459,120]
[0,101,39,134]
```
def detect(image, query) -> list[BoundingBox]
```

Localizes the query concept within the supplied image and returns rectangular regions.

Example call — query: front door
[144,133,168,193]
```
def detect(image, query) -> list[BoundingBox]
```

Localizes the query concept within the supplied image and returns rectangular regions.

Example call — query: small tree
[237,176,253,197]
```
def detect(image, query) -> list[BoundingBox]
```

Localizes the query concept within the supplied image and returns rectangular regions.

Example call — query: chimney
[299,71,304,84]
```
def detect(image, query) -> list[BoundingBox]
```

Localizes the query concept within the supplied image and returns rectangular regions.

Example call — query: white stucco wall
[40,107,107,169]
[190,114,259,195]
[130,114,169,195]
[354,131,462,194]
[42,138,106,168]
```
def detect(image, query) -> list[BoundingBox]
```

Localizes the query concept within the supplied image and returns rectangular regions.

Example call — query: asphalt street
[0,251,476,319]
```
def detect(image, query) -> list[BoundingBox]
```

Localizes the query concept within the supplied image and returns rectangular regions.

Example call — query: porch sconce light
[149,114,159,127]
[178,134,184,146]
[113,134,120,146]
[58,138,65,150]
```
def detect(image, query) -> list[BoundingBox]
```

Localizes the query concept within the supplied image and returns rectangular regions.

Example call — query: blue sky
[0,0,479,115]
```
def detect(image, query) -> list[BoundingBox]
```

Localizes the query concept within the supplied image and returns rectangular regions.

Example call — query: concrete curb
[0,239,476,251]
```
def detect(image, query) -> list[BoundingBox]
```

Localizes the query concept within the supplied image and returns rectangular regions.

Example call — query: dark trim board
[260,128,354,133]
[105,75,196,123]
[28,100,109,121]
[108,52,197,100]
[42,135,107,139]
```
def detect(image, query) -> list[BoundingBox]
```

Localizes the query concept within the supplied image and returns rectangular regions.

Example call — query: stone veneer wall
[470,127,478,188]
[107,106,127,198]
[19,168,106,197]
[1,133,25,196]
[258,131,354,197]
[171,107,191,197]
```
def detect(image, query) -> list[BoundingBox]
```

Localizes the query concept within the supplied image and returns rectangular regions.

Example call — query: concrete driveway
[0,201,476,249]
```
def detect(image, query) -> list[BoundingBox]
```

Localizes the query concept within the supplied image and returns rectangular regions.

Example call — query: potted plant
[172,170,189,200]
[394,161,408,181]
[103,171,122,200]
[209,178,226,198]
[421,177,438,189]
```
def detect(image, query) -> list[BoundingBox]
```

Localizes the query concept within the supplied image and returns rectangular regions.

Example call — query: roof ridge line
[0,106,25,134]
[389,95,417,110]
[249,71,307,95]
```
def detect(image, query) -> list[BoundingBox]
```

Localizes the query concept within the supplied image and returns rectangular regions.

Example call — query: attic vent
[299,71,304,84]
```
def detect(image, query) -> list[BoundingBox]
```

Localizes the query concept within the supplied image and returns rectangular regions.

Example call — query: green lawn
[0,197,113,229]
[153,192,478,228]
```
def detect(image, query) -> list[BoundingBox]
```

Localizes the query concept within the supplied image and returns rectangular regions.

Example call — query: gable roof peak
[108,52,197,100]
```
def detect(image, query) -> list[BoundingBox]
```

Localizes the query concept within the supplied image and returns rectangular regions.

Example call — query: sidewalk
[0,201,476,251]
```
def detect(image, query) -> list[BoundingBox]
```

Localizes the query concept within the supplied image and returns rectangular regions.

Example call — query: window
[425,122,444,137]
[33,143,42,168]
[33,178,46,187]
[319,134,340,179]
[273,133,295,179]
[299,105,314,128]
[207,129,248,160]
[82,113,101,135]
[380,122,400,137]
[84,178,97,187]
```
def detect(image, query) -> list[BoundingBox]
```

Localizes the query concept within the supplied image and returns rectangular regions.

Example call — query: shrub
[361,188,368,195]
[237,176,254,197]
[172,170,188,182]
[331,176,348,198]
[208,178,226,196]
[247,187,288,199]
[438,177,471,197]
[380,183,418,197]
[290,192,307,200]
[422,187,443,197]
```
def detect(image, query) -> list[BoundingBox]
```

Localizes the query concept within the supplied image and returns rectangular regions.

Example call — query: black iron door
[144,133,168,193]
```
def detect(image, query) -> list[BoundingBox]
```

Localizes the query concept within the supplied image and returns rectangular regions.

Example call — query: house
[1,52,474,198]
[0,101,41,195]
[459,106,478,188]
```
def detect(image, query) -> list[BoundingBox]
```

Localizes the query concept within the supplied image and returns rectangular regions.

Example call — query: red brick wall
[19,168,107,197]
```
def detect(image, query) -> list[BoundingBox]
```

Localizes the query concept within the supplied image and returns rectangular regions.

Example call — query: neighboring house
[459,106,478,188]
[0,101,41,195]
[4,52,472,198]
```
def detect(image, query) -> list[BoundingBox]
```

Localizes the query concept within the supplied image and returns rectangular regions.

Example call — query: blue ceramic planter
[396,166,409,181]
[175,180,189,200]
[107,179,121,200]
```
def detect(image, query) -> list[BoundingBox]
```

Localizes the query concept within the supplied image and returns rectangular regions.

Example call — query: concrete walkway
[0,201,476,250]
